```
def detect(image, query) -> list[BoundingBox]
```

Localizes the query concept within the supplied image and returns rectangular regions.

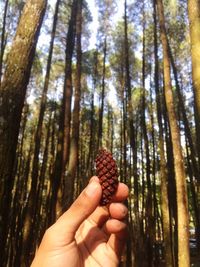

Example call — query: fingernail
[85,182,99,197]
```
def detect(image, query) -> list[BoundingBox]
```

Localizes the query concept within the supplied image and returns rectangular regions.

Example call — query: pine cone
[95,149,119,206]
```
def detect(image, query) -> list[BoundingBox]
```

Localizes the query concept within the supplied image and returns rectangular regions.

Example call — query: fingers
[104,219,127,234]
[90,177,129,203]
[90,177,129,204]
[109,203,128,220]
[107,227,128,258]
[104,203,128,258]
[112,183,129,202]
[50,178,128,247]
[86,183,129,228]
[87,206,109,228]
[102,204,128,235]
[51,177,102,244]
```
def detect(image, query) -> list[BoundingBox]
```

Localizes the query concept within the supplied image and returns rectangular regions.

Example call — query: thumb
[53,178,102,244]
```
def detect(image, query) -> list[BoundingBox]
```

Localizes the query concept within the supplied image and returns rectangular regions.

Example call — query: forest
[0,0,200,266]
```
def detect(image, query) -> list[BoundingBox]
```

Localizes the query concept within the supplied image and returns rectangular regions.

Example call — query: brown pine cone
[95,148,119,206]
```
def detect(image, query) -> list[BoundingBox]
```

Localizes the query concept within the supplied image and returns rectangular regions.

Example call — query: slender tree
[86,50,98,178]
[50,0,78,221]
[153,0,174,265]
[63,0,83,210]
[156,0,190,266]
[168,40,200,252]
[21,0,61,263]
[96,0,116,149]
[124,1,140,266]
[97,37,107,149]
[0,0,9,84]
[187,1,200,250]
[188,0,200,172]
[141,5,155,266]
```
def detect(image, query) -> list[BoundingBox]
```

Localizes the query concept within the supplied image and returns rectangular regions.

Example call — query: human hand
[31,176,129,267]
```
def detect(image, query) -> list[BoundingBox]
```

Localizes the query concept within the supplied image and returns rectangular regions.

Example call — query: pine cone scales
[95,149,119,206]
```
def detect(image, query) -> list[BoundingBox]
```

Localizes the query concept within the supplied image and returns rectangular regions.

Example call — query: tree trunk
[0,0,9,84]
[156,0,190,266]
[141,8,153,266]
[63,0,82,210]
[168,40,200,186]
[97,37,107,149]
[188,0,200,173]
[0,0,46,265]
[14,141,34,267]
[168,40,200,252]
[86,50,98,178]
[163,99,178,266]
[187,0,200,252]
[51,0,77,222]
[35,110,53,244]
[153,0,174,265]
[21,0,60,263]
[185,138,200,253]
[124,1,138,265]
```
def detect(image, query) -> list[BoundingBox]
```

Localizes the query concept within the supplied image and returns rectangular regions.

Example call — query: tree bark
[156,0,190,266]
[97,37,107,149]
[187,1,200,251]
[0,0,46,264]
[141,8,153,265]
[86,50,98,178]
[188,0,200,173]
[21,0,60,263]
[51,0,77,222]
[124,0,138,265]
[0,0,9,84]
[64,0,82,210]
[153,0,174,265]
[168,40,200,252]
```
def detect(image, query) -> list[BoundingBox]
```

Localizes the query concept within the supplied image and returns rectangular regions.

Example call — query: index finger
[84,182,129,228]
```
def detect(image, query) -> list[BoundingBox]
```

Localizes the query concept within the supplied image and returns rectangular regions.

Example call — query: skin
[31,176,129,267]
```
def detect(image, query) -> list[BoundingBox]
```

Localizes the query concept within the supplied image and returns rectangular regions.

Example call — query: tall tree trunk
[86,50,98,178]
[156,0,190,266]
[21,0,60,263]
[163,98,178,266]
[185,138,200,252]
[188,0,200,173]
[62,2,77,173]
[187,0,200,252]
[168,41,200,252]
[14,141,34,267]
[124,0,138,265]
[124,0,137,201]
[51,0,77,222]
[141,8,153,266]
[0,0,9,84]
[97,37,107,149]
[107,106,114,152]
[8,105,29,266]
[35,110,53,244]
[168,40,200,186]
[63,0,82,210]
[0,0,46,265]
[153,0,174,265]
